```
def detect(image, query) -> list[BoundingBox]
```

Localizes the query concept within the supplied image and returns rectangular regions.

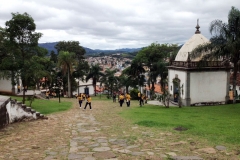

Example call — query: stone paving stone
[88,143,100,147]
[171,156,203,160]
[126,145,139,149]
[100,142,109,146]
[131,151,145,156]
[215,145,226,151]
[92,147,111,151]
[68,153,84,159]
[97,138,108,143]
[83,157,96,160]
[44,156,57,160]
[93,151,116,159]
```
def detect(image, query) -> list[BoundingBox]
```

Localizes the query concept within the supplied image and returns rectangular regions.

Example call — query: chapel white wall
[190,71,227,104]
[168,69,187,99]
[0,79,13,93]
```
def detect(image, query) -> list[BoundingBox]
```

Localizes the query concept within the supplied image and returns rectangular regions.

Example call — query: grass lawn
[10,96,72,115]
[119,102,240,146]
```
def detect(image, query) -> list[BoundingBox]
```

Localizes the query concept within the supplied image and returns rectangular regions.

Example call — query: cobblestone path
[0,98,239,160]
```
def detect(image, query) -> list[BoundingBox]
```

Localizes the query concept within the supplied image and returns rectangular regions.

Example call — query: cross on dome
[195,19,201,34]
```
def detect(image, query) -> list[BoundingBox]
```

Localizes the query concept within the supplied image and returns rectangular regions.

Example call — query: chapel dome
[175,20,209,61]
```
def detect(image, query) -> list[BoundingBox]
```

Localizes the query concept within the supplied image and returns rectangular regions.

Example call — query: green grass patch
[120,103,240,145]
[91,94,114,101]
[10,96,72,115]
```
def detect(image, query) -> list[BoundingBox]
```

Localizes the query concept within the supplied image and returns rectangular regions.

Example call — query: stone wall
[0,96,10,128]
[0,95,47,129]
[7,99,48,123]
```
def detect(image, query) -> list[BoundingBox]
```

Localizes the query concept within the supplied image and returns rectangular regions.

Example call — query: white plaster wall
[74,86,94,95]
[6,102,35,123]
[74,79,95,95]
[190,71,227,103]
[168,69,187,99]
[0,79,13,93]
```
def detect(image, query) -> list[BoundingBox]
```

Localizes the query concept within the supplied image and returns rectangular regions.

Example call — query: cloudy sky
[0,0,239,50]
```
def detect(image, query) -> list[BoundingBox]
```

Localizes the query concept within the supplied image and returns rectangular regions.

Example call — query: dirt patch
[174,126,188,131]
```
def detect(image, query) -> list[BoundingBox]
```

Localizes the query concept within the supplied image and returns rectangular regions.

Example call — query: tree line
[0,6,239,105]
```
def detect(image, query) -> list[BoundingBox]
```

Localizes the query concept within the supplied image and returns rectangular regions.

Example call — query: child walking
[125,92,131,107]
[84,95,92,110]
[78,93,83,108]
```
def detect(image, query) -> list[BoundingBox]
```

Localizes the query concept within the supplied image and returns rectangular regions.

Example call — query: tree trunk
[94,83,96,96]
[151,81,155,99]
[126,86,129,93]
[67,68,71,98]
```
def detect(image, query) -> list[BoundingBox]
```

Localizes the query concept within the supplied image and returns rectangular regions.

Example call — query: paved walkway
[0,93,238,160]
[17,90,42,96]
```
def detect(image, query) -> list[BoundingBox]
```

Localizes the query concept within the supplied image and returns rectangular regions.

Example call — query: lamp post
[56,77,62,103]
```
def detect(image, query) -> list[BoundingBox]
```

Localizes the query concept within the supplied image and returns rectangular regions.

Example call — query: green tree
[72,60,90,94]
[133,43,178,99]
[57,51,77,97]
[0,28,19,94]
[50,50,57,63]
[120,66,138,93]
[102,69,118,96]
[191,6,240,103]
[4,12,42,103]
[129,59,145,92]
[55,41,85,62]
[86,64,104,96]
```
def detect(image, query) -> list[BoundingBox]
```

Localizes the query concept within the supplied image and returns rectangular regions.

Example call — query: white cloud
[0,0,239,49]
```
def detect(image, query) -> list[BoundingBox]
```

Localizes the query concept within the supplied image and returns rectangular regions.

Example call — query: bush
[130,88,139,100]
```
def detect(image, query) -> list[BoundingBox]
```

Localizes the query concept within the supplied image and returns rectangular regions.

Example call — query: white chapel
[168,21,231,106]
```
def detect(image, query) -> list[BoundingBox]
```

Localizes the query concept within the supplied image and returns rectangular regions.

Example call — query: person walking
[17,85,20,94]
[84,95,92,110]
[138,91,141,105]
[46,90,50,99]
[113,93,116,102]
[119,93,125,107]
[125,92,131,107]
[78,93,83,108]
[82,93,86,101]
[140,93,144,106]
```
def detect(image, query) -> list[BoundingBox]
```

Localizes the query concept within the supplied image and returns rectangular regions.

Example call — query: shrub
[130,88,139,100]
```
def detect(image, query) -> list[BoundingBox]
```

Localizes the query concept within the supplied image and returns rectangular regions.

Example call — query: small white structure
[74,78,95,95]
[0,77,21,95]
[168,21,231,106]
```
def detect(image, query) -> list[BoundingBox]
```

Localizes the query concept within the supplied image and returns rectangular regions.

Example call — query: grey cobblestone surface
[0,96,238,160]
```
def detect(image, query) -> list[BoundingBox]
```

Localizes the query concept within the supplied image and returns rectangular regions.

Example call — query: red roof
[145,83,167,94]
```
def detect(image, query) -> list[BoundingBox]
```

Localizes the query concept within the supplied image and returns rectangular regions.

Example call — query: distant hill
[38,42,142,55]
[38,42,58,54]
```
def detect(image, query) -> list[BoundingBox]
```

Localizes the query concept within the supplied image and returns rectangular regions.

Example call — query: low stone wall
[0,96,10,129]
[7,99,48,123]
[0,95,48,130]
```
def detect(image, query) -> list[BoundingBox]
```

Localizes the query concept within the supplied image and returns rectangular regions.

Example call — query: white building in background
[168,21,231,106]
[74,78,95,95]
[0,76,21,95]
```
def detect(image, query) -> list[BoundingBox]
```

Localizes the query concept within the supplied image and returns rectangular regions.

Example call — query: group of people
[138,92,148,106]
[76,91,148,110]
[76,93,92,110]
[45,90,57,99]
[113,92,131,107]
